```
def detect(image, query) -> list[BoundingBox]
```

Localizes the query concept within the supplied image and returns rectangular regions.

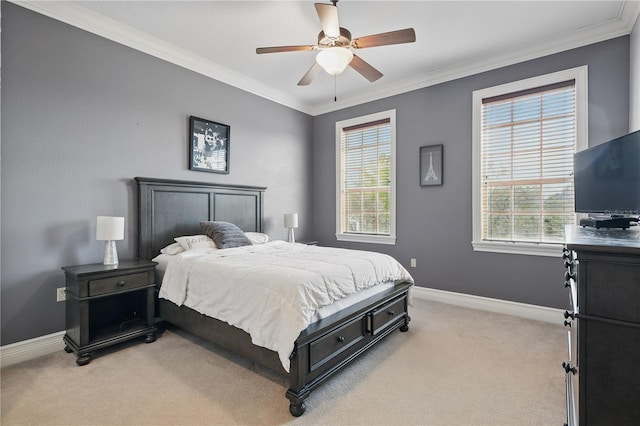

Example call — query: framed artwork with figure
[189,116,230,174]
[420,144,443,186]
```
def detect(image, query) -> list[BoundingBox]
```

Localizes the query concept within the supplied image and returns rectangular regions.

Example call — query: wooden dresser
[562,225,640,426]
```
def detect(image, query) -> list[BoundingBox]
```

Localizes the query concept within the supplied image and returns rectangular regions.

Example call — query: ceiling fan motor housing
[318,27,352,48]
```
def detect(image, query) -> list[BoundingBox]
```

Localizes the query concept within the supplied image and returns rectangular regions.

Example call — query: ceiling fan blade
[349,54,383,82]
[351,28,416,49]
[298,63,323,86]
[315,3,340,39]
[256,45,316,54]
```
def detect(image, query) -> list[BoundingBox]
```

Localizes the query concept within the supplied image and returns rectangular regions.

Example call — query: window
[472,67,587,256]
[336,109,396,245]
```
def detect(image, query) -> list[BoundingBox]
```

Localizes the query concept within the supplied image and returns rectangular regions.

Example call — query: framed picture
[189,116,230,174]
[420,144,443,186]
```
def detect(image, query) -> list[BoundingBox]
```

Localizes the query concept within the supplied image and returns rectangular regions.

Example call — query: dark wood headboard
[136,177,266,259]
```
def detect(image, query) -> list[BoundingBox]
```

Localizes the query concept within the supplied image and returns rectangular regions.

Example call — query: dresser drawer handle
[562,362,577,375]
[117,280,126,287]
[336,336,345,343]
[388,310,395,316]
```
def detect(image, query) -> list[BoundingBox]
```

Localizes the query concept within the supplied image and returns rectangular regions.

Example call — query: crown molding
[310,4,639,115]
[11,0,315,115]
[11,0,639,117]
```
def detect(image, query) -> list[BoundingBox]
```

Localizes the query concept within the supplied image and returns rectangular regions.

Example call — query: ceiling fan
[256,1,416,86]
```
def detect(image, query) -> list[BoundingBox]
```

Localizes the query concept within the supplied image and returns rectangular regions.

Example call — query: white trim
[10,0,311,115]
[0,331,65,369]
[472,240,564,257]
[335,233,396,245]
[335,109,397,246]
[10,0,638,116]
[471,66,588,257]
[0,289,564,367]
[411,286,564,325]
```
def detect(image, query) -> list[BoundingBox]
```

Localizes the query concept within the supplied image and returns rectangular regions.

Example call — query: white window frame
[335,109,397,245]
[472,66,588,257]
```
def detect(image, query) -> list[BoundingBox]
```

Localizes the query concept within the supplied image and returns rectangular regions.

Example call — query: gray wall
[1,3,313,345]
[1,2,632,346]
[312,37,630,309]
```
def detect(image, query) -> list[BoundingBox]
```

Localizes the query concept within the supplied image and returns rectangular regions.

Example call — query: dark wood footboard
[159,281,412,416]
[286,281,411,416]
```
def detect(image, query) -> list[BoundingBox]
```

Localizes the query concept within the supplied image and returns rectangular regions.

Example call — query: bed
[136,177,413,416]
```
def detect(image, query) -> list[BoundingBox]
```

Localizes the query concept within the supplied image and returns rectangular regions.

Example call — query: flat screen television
[574,130,640,216]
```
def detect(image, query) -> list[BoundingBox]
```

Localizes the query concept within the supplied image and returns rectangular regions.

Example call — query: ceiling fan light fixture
[316,47,353,75]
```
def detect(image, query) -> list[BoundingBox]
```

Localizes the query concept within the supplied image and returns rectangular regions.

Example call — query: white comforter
[158,241,413,371]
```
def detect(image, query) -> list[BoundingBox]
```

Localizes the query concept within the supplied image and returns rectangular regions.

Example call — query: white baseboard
[0,331,66,369]
[411,286,564,324]
[1,289,563,368]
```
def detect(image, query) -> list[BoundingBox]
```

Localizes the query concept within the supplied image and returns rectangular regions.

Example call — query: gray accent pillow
[200,221,252,249]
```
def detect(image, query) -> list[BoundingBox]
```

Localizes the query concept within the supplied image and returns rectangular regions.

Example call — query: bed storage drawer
[89,272,150,296]
[368,294,407,336]
[309,316,365,372]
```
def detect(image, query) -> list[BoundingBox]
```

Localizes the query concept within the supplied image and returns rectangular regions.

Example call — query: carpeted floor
[1,299,566,425]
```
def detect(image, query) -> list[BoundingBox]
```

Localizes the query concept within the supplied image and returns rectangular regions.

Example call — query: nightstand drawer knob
[117,280,126,287]
[336,336,345,343]
[388,310,395,316]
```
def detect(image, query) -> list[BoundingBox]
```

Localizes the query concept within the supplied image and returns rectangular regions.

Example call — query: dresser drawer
[309,317,365,372]
[369,295,407,336]
[89,272,149,296]
[581,261,640,323]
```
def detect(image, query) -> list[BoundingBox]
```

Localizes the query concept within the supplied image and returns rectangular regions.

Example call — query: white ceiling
[15,1,640,115]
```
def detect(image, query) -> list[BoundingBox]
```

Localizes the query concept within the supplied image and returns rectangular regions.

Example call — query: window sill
[472,240,563,257]
[336,233,396,245]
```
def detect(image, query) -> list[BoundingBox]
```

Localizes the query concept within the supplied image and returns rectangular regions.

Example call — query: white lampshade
[316,47,353,75]
[96,216,125,241]
[96,216,124,265]
[284,213,299,229]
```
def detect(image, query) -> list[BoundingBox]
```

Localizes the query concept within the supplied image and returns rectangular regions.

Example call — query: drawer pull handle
[564,310,576,320]
[336,336,345,343]
[562,362,577,375]
[117,280,126,287]
[388,310,395,316]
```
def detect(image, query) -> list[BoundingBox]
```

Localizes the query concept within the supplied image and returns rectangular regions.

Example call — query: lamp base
[103,240,119,265]
[287,228,296,243]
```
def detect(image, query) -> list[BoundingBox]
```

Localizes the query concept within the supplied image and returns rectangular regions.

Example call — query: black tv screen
[574,130,640,215]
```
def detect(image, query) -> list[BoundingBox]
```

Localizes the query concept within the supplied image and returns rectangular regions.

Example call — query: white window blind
[480,80,577,244]
[336,110,396,245]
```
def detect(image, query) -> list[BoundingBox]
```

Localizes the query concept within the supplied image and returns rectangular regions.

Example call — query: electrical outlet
[410,258,417,268]
[56,287,67,302]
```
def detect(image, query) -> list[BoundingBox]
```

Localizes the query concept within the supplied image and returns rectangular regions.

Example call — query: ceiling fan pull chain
[334,75,337,102]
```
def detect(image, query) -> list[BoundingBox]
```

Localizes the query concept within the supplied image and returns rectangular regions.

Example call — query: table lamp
[284,213,298,243]
[96,216,124,265]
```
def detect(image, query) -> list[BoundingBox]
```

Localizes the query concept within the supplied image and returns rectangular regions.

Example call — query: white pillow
[174,235,217,251]
[159,242,185,255]
[245,232,272,245]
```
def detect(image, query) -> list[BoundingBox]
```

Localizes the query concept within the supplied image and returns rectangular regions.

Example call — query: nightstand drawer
[89,272,149,296]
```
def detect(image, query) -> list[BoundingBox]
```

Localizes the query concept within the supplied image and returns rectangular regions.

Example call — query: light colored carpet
[1,299,566,425]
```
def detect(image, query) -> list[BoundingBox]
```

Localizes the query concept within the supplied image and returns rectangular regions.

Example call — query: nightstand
[62,259,157,366]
